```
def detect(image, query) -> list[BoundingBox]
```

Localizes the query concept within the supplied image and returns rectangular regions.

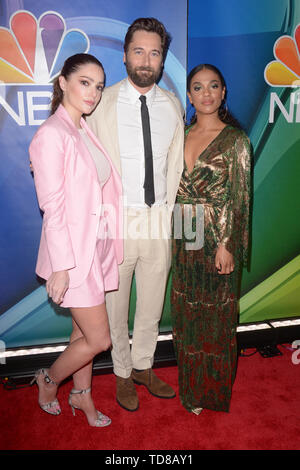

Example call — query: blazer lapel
[157,87,184,207]
[103,94,121,173]
[100,82,123,174]
[55,104,99,183]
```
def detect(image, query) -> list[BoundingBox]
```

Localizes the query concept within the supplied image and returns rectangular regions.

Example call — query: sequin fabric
[171,125,251,412]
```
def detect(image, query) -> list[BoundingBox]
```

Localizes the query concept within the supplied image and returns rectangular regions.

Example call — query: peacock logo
[264,24,300,87]
[0,10,90,85]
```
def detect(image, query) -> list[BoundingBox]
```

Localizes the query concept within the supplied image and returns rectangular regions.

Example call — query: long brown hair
[187,64,242,129]
[51,53,104,115]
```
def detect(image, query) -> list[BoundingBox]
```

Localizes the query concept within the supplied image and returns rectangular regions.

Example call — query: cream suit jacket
[86,79,184,209]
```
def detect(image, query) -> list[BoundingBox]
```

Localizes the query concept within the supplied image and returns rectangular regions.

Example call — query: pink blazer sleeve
[29,125,76,272]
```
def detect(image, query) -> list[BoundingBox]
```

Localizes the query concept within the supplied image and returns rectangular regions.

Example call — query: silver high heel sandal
[68,387,111,427]
[31,368,61,416]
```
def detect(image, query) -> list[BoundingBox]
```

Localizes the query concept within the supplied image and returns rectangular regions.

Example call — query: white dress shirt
[117,78,177,208]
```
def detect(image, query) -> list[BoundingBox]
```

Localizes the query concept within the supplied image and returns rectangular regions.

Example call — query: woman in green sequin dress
[171,64,251,414]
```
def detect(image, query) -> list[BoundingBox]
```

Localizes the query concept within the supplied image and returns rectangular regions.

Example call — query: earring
[219,100,228,120]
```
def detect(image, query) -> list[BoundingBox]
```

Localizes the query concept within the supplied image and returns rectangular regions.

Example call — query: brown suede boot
[116,376,139,412]
[131,368,176,398]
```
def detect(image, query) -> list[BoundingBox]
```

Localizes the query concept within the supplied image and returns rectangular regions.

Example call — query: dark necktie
[139,95,155,207]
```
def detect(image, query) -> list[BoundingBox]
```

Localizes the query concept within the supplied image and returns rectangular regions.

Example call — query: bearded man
[87,17,184,412]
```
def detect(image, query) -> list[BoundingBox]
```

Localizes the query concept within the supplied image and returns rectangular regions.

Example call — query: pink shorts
[61,219,119,308]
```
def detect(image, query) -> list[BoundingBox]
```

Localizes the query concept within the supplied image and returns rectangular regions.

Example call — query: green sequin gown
[171,125,251,412]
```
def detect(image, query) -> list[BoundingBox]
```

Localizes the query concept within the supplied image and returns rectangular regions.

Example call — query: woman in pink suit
[29,53,123,427]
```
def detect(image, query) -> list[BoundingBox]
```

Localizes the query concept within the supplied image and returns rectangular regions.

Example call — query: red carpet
[0,345,300,451]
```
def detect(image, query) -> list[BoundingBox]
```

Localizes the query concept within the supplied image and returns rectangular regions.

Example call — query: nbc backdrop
[0,0,299,350]
[187,0,300,323]
[0,0,186,348]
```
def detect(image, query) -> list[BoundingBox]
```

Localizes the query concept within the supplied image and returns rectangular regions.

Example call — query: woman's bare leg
[68,317,102,423]
[69,317,93,388]
[37,303,111,419]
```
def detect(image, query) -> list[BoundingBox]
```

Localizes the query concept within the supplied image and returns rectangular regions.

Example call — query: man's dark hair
[124,17,170,59]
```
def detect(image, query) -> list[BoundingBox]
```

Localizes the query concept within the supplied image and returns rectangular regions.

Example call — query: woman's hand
[46,270,70,304]
[215,245,234,275]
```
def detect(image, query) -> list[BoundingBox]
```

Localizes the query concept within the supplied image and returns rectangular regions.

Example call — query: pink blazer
[29,104,123,288]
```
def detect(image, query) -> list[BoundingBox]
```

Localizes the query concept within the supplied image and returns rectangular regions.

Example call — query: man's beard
[125,62,161,88]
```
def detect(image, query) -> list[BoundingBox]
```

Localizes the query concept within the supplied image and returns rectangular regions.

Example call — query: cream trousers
[106,206,171,378]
